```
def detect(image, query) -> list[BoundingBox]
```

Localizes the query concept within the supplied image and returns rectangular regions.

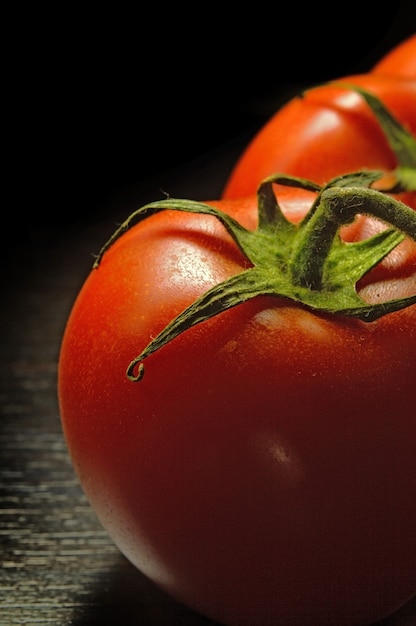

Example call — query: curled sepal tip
[127,361,145,382]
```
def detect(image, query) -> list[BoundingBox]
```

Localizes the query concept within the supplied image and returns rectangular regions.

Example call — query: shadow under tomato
[377,593,416,626]
[71,552,218,626]
[71,552,416,626]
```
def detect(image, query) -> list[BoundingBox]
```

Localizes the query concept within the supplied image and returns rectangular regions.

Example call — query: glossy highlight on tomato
[372,34,416,79]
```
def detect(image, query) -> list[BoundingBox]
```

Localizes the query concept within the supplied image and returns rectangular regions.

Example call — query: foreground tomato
[58,174,416,626]
[222,74,416,201]
[372,35,416,79]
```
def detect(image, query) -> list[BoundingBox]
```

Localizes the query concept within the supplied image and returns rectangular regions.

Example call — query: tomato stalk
[290,184,416,291]
[331,83,416,192]
[93,171,416,382]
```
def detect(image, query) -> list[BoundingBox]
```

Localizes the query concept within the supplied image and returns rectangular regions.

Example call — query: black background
[5,7,414,296]
[16,6,415,228]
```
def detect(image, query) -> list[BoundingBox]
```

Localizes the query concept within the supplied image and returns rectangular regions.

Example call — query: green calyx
[92,85,416,381]
[93,171,416,382]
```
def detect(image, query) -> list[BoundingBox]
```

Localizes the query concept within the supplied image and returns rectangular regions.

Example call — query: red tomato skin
[58,192,416,626]
[222,75,416,202]
[372,35,416,79]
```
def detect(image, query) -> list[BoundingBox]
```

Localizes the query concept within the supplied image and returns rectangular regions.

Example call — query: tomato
[58,176,416,626]
[222,74,416,202]
[372,35,416,79]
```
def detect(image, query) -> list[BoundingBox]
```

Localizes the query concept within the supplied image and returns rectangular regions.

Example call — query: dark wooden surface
[2,23,416,624]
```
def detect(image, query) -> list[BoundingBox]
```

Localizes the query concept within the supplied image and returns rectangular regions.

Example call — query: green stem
[291,187,416,290]
[91,173,416,382]
[331,83,416,175]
